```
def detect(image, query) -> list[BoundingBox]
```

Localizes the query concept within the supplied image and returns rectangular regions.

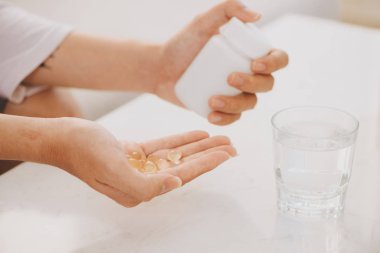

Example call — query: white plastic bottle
[175,17,272,119]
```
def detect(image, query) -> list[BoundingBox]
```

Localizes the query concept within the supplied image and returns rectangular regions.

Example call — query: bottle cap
[219,17,272,59]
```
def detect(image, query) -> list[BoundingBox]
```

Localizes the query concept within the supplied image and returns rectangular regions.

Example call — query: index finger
[251,49,289,74]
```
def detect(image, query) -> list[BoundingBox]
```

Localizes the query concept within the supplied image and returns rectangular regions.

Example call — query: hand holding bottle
[156,0,289,125]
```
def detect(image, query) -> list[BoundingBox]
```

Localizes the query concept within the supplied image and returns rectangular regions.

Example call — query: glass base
[277,189,346,218]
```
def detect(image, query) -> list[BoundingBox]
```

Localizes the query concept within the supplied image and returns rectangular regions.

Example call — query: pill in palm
[143,160,159,173]
[156,158,171,170]
[127,158,145,170]
[130,151,143,160]
[147,154,160,163]
[167,150,182,164]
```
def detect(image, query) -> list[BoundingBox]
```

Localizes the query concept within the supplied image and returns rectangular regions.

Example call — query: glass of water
[271,106,359,217]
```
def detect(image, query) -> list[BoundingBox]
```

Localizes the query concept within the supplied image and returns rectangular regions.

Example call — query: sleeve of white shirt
[0,2,72,103]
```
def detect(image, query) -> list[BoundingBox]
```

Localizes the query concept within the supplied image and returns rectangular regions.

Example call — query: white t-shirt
[0,2,71,103]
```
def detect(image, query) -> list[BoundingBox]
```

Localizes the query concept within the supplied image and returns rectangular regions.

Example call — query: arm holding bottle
[25,0,288,125]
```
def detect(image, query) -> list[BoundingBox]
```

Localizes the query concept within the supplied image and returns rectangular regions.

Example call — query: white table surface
[1,15,380,253]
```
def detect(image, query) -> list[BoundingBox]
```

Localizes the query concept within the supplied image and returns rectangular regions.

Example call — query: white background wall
[9,0,339,40]
[7,0,339,119]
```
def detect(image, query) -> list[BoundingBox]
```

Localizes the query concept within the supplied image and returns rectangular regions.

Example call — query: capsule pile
[127,150,183,173]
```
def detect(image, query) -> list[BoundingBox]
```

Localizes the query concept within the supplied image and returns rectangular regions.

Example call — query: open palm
[122,131,236,185]
[58,119,236,208]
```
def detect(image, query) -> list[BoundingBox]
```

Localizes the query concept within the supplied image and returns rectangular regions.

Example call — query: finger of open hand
[228,72,274,93]
[176,136,232,157]
[151,135,231,159]
[161,151,230,185]
[140,131,209,155]
[251,49,289,74]
[183,145,237,161]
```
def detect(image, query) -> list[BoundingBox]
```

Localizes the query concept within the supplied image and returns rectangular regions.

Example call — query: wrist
[139,43,166,94]
[39,117,81,169]
[33,117,67,167]
[115,41,165,94]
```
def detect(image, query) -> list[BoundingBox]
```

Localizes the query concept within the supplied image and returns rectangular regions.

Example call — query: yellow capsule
[167,150,182,165]
[147,154,160,163]
[128,158,144,170]
[142,161,158,173]
[156,158,171,170]
[130,151,142,160]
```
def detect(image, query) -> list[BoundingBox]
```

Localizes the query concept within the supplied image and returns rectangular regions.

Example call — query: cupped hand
[51,118,236,207]
[156,0,289,125]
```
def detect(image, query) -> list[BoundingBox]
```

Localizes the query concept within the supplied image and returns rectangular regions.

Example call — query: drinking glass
[271,106,359,217]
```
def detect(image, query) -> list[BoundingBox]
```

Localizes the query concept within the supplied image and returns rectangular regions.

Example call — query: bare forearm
[24,33,163,93]
[0,114,58,164]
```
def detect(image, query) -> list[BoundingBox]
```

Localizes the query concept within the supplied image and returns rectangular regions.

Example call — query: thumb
[193,0,261,36]
[140,174,183,201]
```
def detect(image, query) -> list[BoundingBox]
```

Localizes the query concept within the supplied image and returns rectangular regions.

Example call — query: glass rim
[271,106,360,140]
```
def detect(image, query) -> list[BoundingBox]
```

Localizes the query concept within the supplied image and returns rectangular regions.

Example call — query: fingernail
[211,98,225,109]
[252,61,266,72]
[209,115,222,123]
[246,11,262,20]
[242,10,261,21]
[237,0,249,7]
[231,74,244,87]
[161,176,182,194]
